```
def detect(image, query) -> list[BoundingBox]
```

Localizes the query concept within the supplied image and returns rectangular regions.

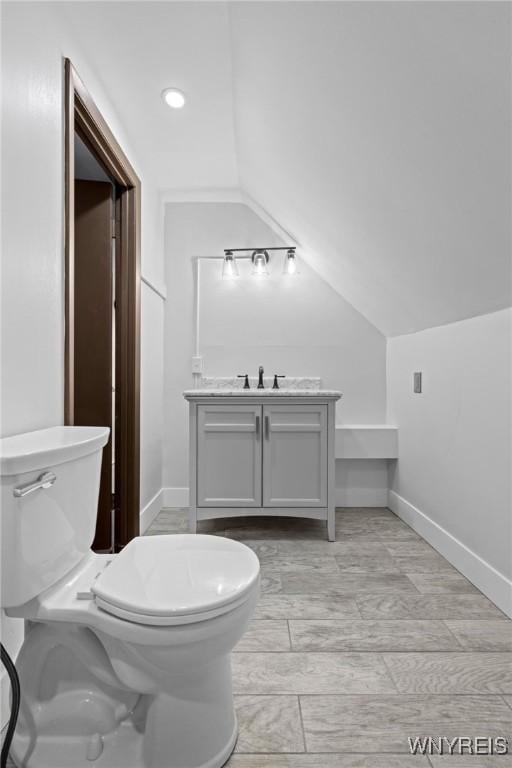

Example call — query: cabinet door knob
[265,415,270,440]
[255,414,260,438]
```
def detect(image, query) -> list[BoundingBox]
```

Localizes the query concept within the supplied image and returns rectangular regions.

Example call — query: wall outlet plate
[413,371,422,393]
[191,356,203,374]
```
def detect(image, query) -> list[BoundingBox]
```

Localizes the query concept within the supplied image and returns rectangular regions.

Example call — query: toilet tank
[0,426,109,608]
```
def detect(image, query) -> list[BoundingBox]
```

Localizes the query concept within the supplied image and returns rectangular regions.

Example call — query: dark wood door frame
[65,59,140,549]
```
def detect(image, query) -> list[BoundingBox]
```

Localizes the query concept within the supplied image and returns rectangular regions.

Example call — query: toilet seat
[91,534,260,626]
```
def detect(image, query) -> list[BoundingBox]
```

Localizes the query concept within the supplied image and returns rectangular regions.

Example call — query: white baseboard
[388,490,512,618]
[140,488,164,533]
[162,487,190,508]
[162,486,388,511]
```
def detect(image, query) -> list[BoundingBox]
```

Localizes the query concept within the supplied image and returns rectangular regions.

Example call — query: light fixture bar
[224,246,295,254]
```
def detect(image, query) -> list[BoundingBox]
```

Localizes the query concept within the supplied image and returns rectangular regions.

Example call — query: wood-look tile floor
[147,507,512,767]
[3,508,511,767]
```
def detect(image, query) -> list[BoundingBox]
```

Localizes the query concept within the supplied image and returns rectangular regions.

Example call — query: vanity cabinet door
[262,404,327,507]
[197,405,262,507]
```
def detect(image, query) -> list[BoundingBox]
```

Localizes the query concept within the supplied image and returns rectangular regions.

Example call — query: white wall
[335,460,389,508]
[140,281,165,525]
[387,309,512,614]
[139,193,165,526]
[163,201,386,495]
[1,0,165,506]
[1,2,165,723]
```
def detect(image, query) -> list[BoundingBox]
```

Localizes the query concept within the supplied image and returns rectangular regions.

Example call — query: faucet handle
[272,375,285,390]
[237,374,250,390]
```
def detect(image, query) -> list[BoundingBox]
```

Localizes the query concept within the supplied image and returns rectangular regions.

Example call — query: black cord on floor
[1,642,20,768]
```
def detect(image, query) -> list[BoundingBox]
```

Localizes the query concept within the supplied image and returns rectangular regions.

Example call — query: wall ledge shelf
[336,425,398,459]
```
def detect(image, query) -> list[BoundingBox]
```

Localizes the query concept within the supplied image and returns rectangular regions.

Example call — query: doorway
[65,59,140,552]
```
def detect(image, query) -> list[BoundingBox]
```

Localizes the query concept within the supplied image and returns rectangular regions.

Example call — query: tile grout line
[286,618,293,652]
[352,592,364,620]
[235,647,512,654]
[231,691,512,701]
[381,652,401,694]
[250,753,511,760]
[296,694,308,754]
[440,619,467,651]
[501,694,512,712]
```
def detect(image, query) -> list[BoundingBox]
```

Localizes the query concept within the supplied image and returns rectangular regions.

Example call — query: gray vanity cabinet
[185,392,340,540]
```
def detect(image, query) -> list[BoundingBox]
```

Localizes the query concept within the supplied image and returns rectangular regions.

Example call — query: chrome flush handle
[13,471,57,498]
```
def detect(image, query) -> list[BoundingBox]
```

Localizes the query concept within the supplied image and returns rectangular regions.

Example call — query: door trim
[64,59,141,549]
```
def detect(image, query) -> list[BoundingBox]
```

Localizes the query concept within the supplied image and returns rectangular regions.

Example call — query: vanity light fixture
[162,87,186,109]
[222,250,239,280]
[284,248,298,275]
[221,246,297,280]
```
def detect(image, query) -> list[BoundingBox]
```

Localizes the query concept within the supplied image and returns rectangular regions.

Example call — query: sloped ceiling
[230,2,511,336]
[57,1,511,336]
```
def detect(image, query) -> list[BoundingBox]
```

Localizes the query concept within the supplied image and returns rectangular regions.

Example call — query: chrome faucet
[257,366,264,389]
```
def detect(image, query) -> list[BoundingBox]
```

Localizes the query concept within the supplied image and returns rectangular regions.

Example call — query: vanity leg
[327,507,335,542]
[189,402,198,534]
[327,401,336,541]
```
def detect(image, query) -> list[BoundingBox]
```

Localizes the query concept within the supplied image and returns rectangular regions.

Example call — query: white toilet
[0,426,260,768]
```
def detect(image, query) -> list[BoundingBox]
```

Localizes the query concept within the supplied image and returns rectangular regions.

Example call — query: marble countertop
[184,389,342,399]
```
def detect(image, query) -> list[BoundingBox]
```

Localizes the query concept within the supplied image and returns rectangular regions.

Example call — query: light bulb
[284,249,298,275]
[222,252,238,280]
[162,88,186,109]
[251,249,269,277]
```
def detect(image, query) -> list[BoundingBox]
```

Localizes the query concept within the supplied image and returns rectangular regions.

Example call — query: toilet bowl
[1,427,260,768]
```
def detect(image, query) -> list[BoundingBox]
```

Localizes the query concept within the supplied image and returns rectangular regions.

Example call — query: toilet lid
[91,534,260,622]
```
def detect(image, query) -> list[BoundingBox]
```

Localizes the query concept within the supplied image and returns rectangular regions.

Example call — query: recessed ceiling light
[162,88,186,109]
